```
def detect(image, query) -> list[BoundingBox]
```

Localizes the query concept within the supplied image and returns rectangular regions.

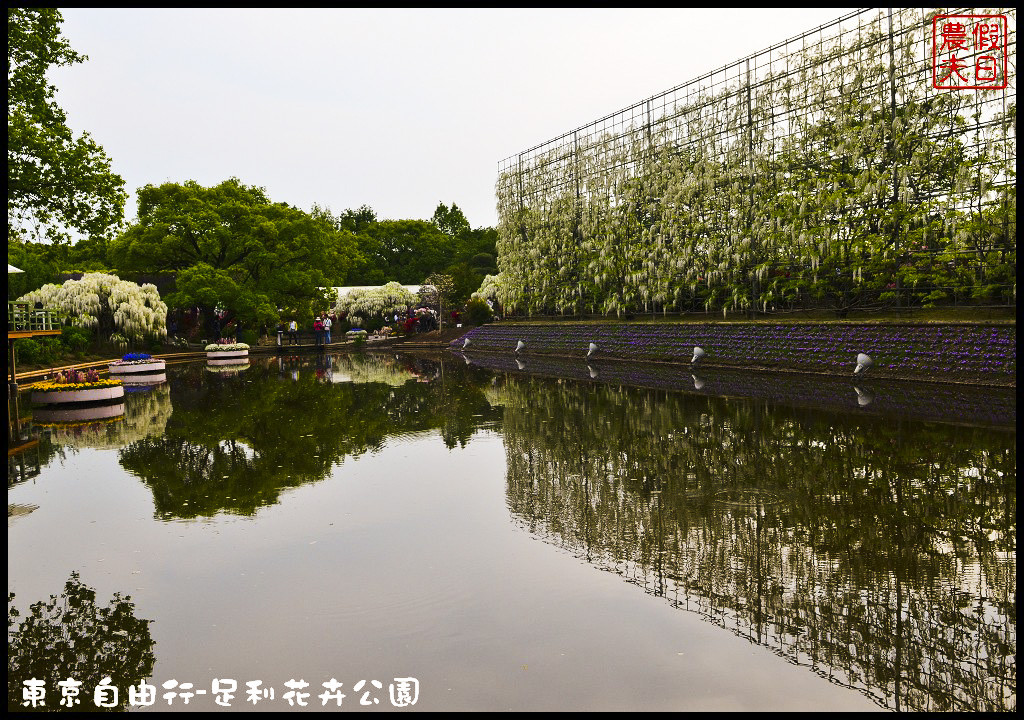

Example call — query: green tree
[349,220,446,285]
[442,260,481,305]
[8,8,126,244]
[335,204,377,233]
[111,178,356,334]
[7,238,63,300]
[431,202,471,240]
[424,272,455,329]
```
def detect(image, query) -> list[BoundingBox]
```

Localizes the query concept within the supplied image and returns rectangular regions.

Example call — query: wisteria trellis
[493,8,1016,317]
[17,272,168,342]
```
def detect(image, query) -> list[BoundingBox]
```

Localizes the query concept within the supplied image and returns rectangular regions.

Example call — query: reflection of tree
[118,356,501,518]
[8,572,156,712]
[39,384,172,449]
[332,353,417,386]
[495,375,1015,712]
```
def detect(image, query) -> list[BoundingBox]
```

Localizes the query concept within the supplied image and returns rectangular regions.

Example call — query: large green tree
[8,8,126,244]
[431,202,471,240]
[328,202,499,299]
[110,178,357,333]
[344,219,447,285]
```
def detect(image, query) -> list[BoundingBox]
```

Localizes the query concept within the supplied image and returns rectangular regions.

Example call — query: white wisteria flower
[18,273,168,342]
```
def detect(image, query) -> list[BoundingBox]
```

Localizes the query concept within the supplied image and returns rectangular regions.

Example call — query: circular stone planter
[34,402,126,423]
[108,359,166,374]
[206,349,248,360]
[32,385,125,405]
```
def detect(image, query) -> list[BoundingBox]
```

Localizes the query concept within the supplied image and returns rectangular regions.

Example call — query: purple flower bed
[452,322,1016,385]
[458,351,1016,428]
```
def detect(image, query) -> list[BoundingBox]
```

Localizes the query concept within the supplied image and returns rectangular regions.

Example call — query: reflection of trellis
[496,8,1017,316]
[499,376,1016,712]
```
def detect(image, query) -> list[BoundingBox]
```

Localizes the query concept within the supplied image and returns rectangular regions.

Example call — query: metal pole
[746,57,758,317]
[887,8,901,309]
[9,340,18,391]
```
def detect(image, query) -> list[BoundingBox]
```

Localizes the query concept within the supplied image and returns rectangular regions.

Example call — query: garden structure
[493,9,1016,319]
[8,263,62,390]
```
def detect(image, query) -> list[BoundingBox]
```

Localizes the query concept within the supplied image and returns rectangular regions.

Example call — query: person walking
[323,314,332,344]
[288,319,298,345]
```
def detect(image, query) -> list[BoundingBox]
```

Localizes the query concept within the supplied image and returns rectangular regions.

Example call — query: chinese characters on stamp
[932,14,1009,90]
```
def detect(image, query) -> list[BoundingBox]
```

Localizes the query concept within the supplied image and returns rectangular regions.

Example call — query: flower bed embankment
[451,322,1015,386]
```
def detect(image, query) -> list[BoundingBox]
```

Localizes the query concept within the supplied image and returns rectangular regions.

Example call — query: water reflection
[38,383,172,450]
[9,395,44,488]
[490,374,1015,712]
[118,354,500,518]
[7,572,156,711]
[11,351,1015,711]
[463,352,1016,428]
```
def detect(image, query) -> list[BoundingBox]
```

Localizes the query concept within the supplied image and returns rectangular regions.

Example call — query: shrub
[61,326,92,354]
[465,298,493,325]
[15,338,63,366]
[238,329,258,346]
[15,338,42,365]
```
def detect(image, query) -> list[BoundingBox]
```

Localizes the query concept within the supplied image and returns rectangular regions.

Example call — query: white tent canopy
[330,285,423,298]
[8,264,24,273]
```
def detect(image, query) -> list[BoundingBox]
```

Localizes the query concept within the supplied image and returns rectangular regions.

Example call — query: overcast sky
[52,8,859,230]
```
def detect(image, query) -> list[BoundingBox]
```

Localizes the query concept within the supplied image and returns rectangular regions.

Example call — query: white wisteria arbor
[17,272,168,343]
[331,282,423,327]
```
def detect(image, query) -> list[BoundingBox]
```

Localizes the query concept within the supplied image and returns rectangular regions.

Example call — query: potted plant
[108,352,167,375]
[206,338,250,364]
[31,368,125,405]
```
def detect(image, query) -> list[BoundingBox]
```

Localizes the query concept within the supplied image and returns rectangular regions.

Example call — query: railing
[8,302,61,333]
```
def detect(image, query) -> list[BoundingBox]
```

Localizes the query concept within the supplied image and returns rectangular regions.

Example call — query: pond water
[8,351,1016,712]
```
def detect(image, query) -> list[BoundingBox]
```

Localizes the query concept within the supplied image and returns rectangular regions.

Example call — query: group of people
[313,314,332,345]
[281,314,333,346]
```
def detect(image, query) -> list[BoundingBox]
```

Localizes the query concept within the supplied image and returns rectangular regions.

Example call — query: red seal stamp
[932,14,1009,89]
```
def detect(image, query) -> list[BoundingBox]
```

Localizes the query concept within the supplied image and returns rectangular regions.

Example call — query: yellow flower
[31,378,123,392]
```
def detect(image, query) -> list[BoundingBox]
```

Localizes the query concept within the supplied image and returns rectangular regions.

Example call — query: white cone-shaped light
[588,365,598,379]
[692,374,705,390]
[587,342,598,358]
[691,346,705,364]
[515,340,525,353]
[463,337,471,349]
[515,358,526,370]
[854,353,873,375]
